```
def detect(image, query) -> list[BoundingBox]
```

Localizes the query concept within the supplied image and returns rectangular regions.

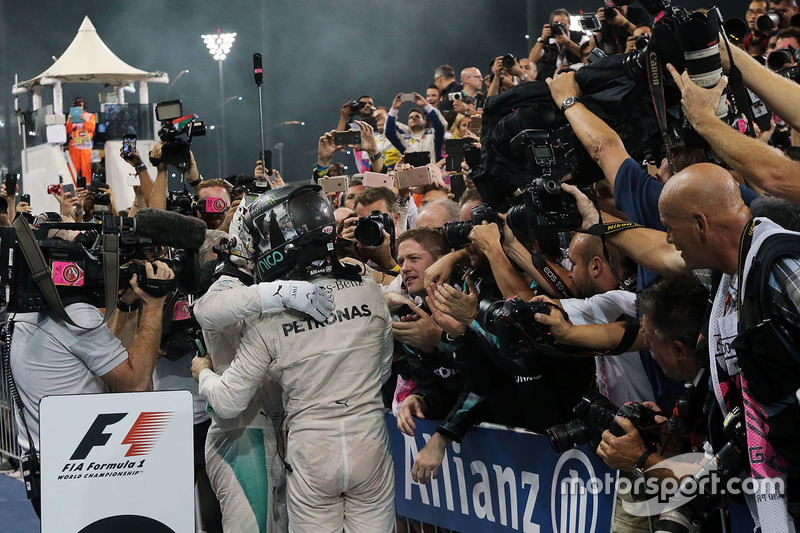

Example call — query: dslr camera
[547,392,662,454]
[503,129,582,237]
[478,296,553,361]
[353,210,395,247]
[551,21,568,36]
[154,100,206,167]
[440,203,499,249]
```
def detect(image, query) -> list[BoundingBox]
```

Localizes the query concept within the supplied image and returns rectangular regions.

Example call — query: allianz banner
[387,414,616,532]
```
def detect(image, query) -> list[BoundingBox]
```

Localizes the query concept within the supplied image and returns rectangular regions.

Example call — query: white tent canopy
[15,16,167,89]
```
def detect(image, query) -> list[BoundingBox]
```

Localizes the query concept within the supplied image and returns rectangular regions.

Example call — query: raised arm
[546,72,631,188]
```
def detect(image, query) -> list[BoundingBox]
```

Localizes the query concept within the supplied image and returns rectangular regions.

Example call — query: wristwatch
[561,96,579,112]
[519,73,528,81]
[369,152,382,162]
[134,163,147,174]
[632,450,653,479]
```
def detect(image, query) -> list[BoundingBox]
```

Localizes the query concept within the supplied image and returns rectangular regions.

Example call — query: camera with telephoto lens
[353,210,395,247]
[477,297,553,361]
[502,54,517,70]
[551,21,568,36]
[440,203,499,249]
[769,46,800,71]
[757,10,781,32]
[0,213,202,313]
[546,392,662,454]
[154,99,206,167]
[653,407,747,533]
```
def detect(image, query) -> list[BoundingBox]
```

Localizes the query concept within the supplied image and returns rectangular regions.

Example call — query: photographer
[385,92,445,163]
[744,1,770,56]
[336,95,375,132]
[564,166,800,528]
[530,9,590,80]
[589,1,652,56]
[771,0,799,29]
[340,187,402,282]
[667,60,800,202]
[9,257,174,515]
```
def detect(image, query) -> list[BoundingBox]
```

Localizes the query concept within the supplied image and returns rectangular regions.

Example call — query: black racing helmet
[242,184,338,282]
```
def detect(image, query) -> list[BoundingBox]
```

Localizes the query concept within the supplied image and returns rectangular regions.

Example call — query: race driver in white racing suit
[194,194,336,533]
[193,184,395,532]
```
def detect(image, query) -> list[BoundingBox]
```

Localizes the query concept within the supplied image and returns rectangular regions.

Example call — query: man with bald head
[459,67,485,109]
[565,165,800,529]
[416,198,459,229]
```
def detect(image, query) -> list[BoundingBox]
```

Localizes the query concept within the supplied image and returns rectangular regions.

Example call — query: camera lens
[605,5,618,19]
[546,420,593,454]
[635,34,650,51]
[440,220,474,248]
[502,54,516,70]
[354,219,384,247]
[505,201,530,238]
[768,48,795,71]
[477,298,505,335]
[757,11,781,32]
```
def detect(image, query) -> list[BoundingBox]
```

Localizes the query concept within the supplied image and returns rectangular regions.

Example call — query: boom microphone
[134,208,207,250]
[253,53,263,85]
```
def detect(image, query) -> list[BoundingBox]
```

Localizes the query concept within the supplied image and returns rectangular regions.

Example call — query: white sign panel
[40,390,194,533]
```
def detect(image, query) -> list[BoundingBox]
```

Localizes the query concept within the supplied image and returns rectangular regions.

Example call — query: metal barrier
[0,333,22,462]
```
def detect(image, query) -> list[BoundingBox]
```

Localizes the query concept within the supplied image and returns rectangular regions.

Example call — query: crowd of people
[2,1,800,532]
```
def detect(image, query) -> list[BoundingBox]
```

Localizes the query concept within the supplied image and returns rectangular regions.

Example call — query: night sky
[0,0,752,188]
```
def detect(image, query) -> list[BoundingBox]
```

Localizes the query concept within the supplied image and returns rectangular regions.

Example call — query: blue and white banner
[387,414,616,532]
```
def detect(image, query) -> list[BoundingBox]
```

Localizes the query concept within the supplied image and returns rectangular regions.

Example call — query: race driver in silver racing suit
[193,184,395,533]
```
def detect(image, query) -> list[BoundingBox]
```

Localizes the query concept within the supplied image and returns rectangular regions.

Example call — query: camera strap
[530,253,573,298]
[2,317,40,500]
[646,45,677,174]
[716,10,758,138]
[12,216,119,330]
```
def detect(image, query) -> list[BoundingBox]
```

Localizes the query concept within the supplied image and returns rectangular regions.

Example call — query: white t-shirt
[10,303,128,452]
[560,291,655,406]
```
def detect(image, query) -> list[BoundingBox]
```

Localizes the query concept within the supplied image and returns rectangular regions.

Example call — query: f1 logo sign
[69,412,173,460]
[70,413,126,460]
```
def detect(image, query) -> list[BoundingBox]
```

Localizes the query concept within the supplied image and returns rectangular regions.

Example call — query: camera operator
[147,140,202,211]
[193,185,395,531]
[416,198,459,229]
[193,178,231,231]
[9,257,174,515]
[564,166,800,528]
[589,1,652,56]
[120,145,157,210]
[530,9,591,80]
[745,1,770,56]
[386,92,445,164]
